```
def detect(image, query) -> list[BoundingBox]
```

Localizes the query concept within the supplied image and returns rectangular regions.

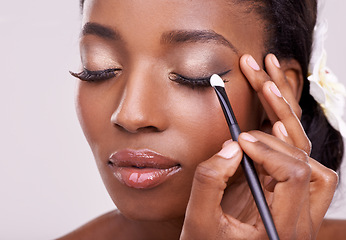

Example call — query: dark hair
[79,0,344,172]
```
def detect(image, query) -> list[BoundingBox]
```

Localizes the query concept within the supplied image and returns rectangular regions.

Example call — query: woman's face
[76,0,265,221]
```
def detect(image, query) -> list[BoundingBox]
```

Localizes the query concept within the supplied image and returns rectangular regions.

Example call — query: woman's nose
[111,71,169,134]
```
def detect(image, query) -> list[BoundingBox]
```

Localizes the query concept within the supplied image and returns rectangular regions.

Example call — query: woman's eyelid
[173,69,232,82]
[168,69,231,89]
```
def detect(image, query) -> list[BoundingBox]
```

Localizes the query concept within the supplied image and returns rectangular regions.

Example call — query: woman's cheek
[226,76,263,132]
[75,82,113,157]
[163,87,230,167]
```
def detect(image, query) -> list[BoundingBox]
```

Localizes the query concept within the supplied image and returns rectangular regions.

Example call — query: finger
[294,159,338,239]
[249,130,309,164]
[240,54,303,129]
[262,81,311,155]
[239,54,279,124]
[271,121,294,146]
[238,132,311,234]
[265,54,302,119]
[182,141,242,239]
[261,54,310,153]
[308,158,338,232]
[247,129,315,237]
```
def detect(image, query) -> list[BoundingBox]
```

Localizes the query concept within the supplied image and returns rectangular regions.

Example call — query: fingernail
[271,54,281,68]
[278,122,288,137]
[218,142,239,159]
[222,139,233,148]
[270,82,282,98]
[247,55,260,71]
[240,133,258,143]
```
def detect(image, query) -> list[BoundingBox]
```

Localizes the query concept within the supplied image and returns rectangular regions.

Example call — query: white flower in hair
[308,20,346,137]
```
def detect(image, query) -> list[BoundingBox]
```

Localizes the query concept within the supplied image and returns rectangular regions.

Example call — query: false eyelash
[169,74,210,88]
[169,70,230,89]
[69,67,120,82]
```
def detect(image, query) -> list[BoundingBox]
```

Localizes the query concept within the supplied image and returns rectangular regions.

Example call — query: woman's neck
[122,213,184,240]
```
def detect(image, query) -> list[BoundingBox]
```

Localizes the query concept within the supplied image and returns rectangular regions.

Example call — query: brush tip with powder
[210,74,225,88]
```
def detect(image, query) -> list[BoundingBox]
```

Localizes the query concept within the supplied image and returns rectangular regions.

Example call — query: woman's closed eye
[70,67,121,82]
[169,69,231,88]
[70,67,231,88]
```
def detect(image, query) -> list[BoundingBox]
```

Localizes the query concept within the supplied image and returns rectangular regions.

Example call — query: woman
[60,0,344,239]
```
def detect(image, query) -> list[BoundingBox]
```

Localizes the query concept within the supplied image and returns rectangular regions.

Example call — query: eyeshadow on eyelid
[167,69,231,89]
[169,51,234,73]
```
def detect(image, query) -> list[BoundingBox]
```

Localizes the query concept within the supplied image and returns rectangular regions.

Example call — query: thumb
[181,141,242,239]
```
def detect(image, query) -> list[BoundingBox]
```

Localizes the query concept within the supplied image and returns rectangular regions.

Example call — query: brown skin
[317,220,346,240]
[78,0,262,224]
[58,0,339,239]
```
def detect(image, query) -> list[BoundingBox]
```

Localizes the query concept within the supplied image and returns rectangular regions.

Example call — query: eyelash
[69,68,121,82]
[70,68,230,88]
[169,70,230,88]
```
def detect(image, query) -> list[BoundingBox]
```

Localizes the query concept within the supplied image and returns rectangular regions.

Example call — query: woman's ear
[279,59,304,101]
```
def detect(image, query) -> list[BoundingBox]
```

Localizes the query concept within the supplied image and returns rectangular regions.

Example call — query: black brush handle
[214,86,279,240]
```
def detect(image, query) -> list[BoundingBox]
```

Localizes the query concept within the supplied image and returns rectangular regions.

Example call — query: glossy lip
[108,149,182,189]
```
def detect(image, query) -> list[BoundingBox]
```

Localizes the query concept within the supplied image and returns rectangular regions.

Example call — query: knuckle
[302,139,312,155]
[262,80,272,92]
[194,162,224,187]
[321,169,339,188]
[292,148,309,163]
[291,161,311,183]
[256,142,275,158]
[253,80,265,93]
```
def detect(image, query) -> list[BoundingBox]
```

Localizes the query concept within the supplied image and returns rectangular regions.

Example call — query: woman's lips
[108,149,181,189]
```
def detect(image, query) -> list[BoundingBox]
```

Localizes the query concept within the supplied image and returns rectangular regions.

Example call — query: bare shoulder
[317,219,346,240]
[56,210,127,240]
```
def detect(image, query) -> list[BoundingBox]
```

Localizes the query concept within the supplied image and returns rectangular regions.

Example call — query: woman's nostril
[138,126,161,133]
[113,123,161,134]
[110,101,168,133]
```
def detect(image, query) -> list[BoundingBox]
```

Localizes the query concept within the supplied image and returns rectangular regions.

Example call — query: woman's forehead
[81,0,266,55]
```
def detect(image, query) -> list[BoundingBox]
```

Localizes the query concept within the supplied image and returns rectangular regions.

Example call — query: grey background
[0,1,345,239]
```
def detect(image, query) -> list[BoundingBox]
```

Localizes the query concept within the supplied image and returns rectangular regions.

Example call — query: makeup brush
[210,74,279,240]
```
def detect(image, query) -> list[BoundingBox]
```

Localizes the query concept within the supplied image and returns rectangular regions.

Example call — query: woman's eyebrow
[161,30,238,54]
[81,22,121,41]
[80,23,238,54]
